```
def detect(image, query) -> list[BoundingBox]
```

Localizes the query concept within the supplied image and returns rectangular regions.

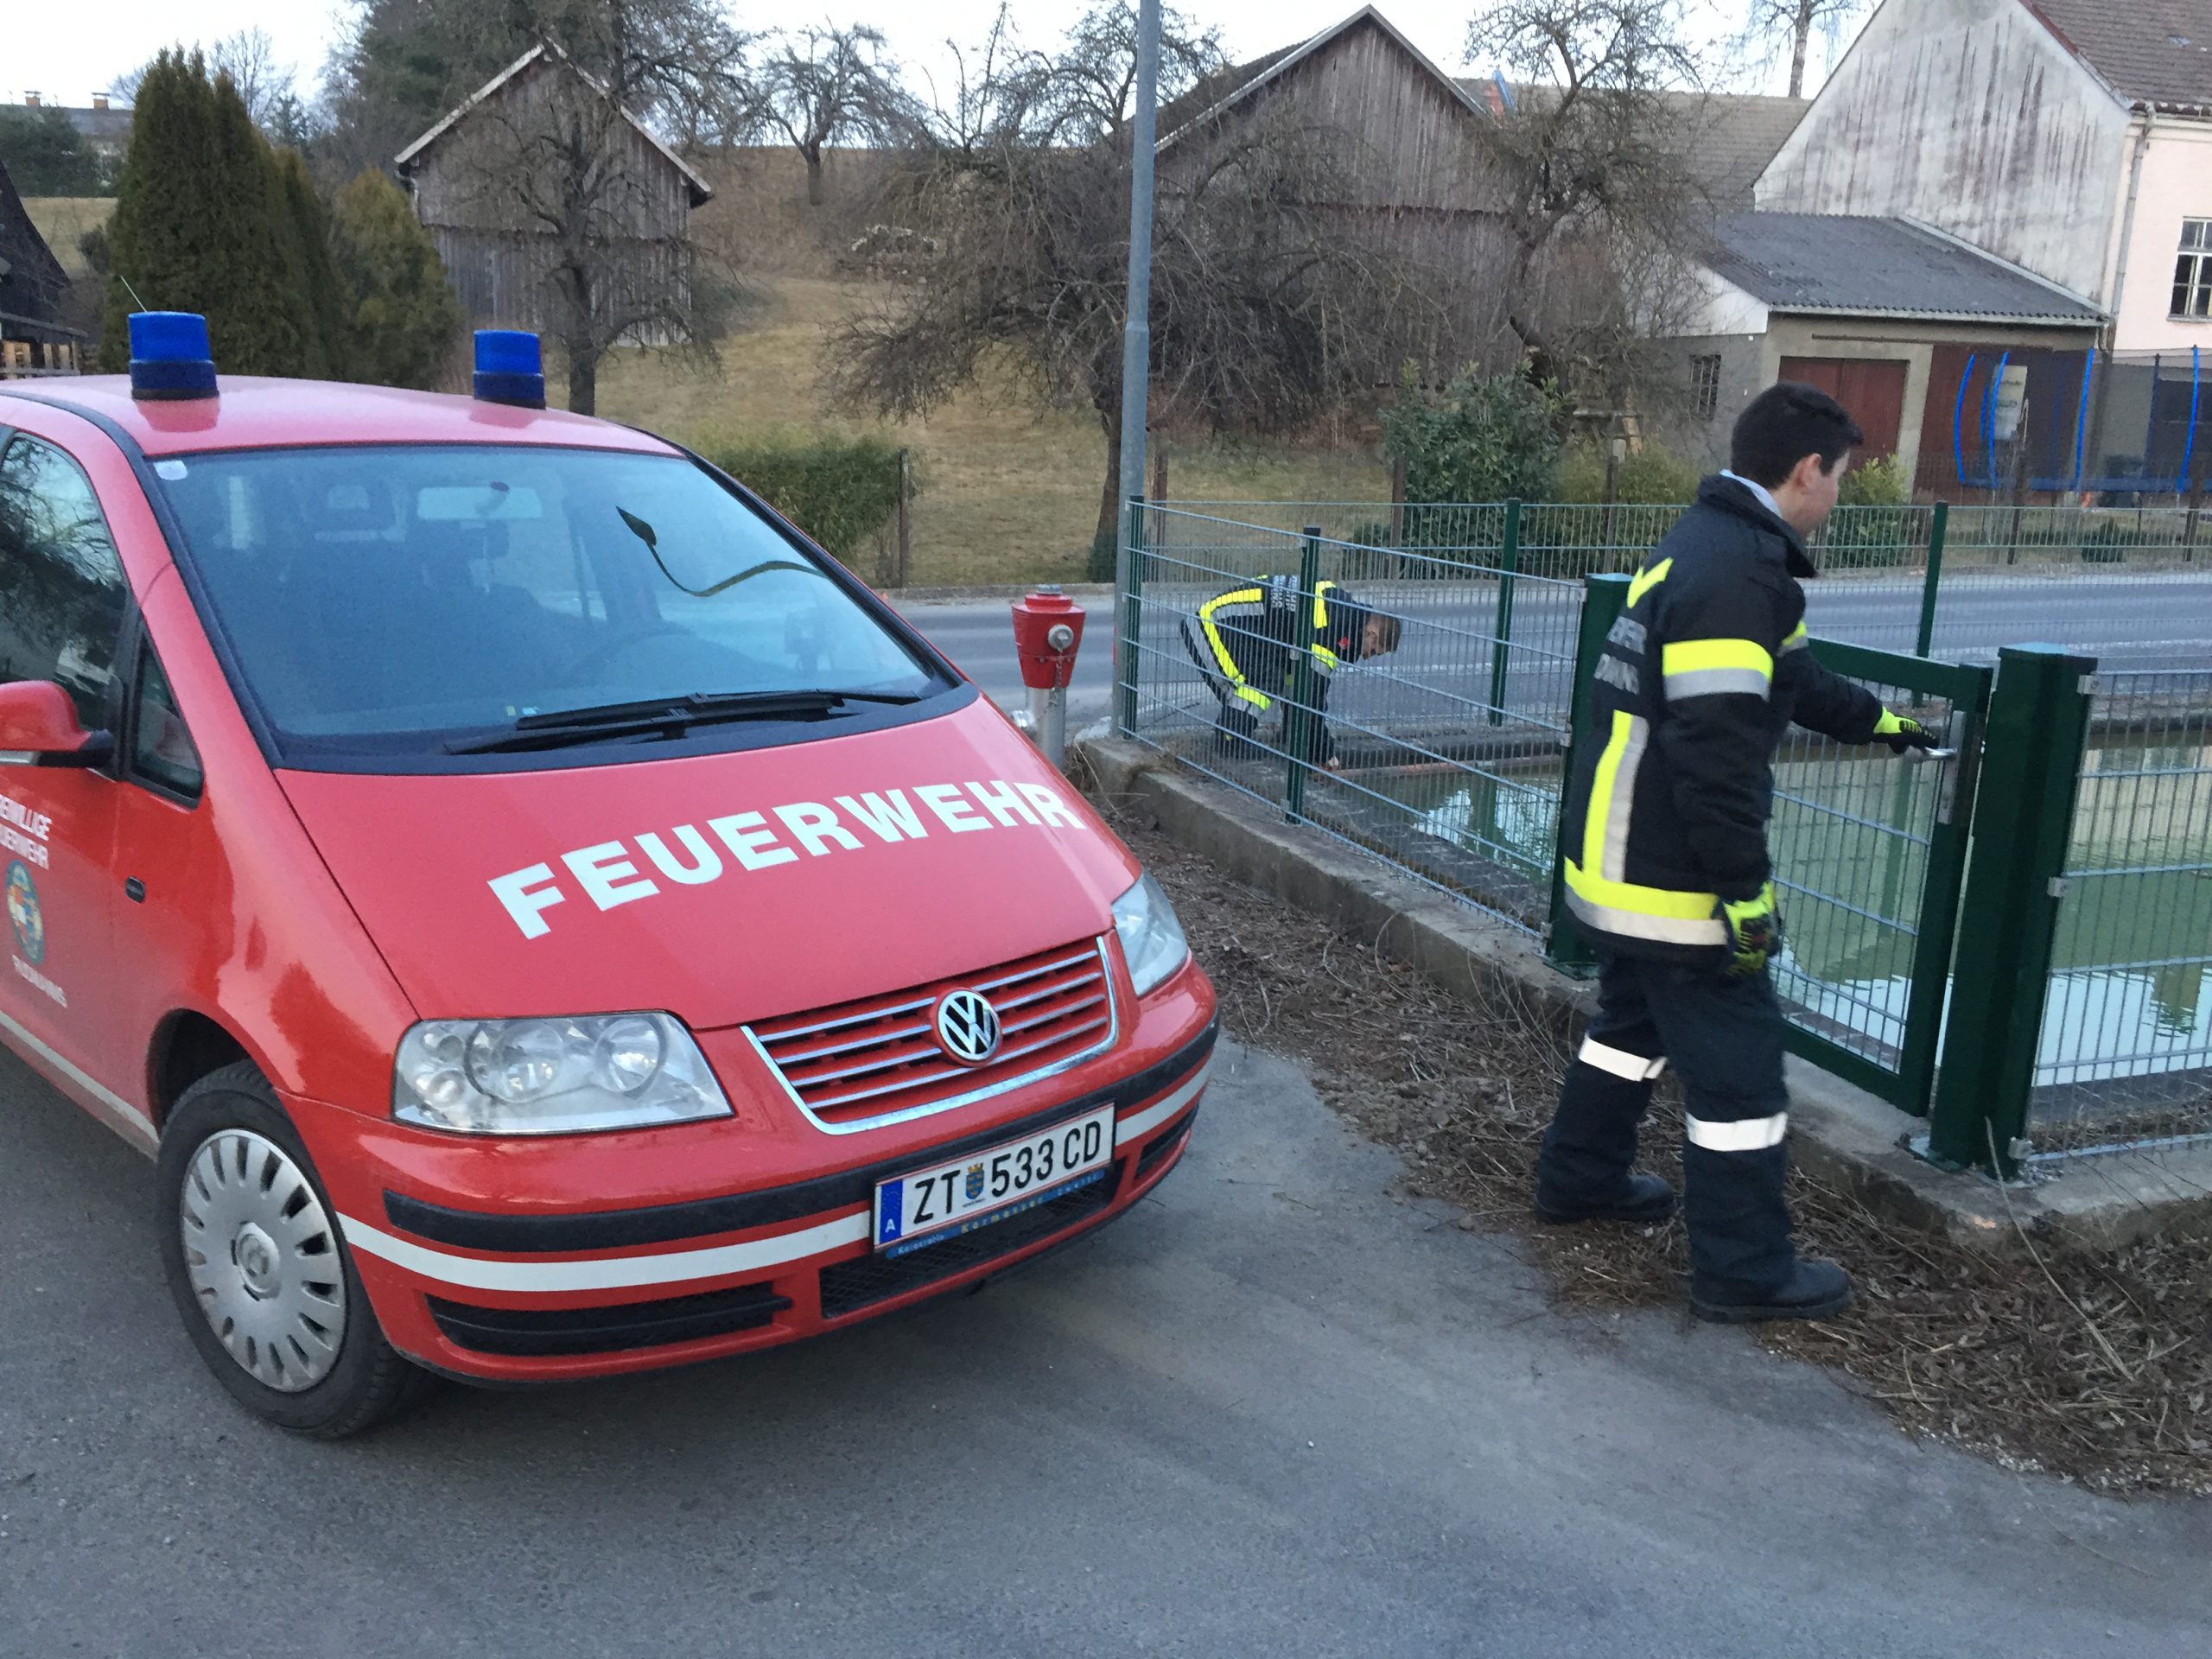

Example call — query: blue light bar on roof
[474,330,546,409]
[128,312,217,402]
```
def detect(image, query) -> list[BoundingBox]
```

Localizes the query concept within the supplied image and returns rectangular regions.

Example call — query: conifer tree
[98,50,332,377]
[330,170,462,391]
[273,148,354,379]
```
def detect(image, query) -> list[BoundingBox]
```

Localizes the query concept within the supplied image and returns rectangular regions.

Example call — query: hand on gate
[1716,884,1782,980]
[1873,709,1940,755]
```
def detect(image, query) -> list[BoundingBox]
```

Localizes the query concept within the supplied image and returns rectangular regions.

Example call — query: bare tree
[438,41,728,414]
[1465,0,1710,401]
[1737,0,1866,99]
[831,3,1391,548]
[751,25,902,206]
[211,29,287,132]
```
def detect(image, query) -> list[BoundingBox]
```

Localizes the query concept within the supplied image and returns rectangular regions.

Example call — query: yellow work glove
[1873,709,1940,754]
[1716,883,1782,980]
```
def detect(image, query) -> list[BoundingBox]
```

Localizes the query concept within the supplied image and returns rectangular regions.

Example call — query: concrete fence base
[1080,734,2212,1256]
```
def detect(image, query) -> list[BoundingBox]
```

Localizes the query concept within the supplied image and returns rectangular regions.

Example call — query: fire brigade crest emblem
[965,1162,986,1203]
[6,861,42,966]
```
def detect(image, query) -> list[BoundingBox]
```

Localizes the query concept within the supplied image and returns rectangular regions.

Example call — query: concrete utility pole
[1116,0,1162,539]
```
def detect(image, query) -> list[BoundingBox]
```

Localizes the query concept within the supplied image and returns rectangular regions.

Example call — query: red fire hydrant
[1010,586,1087,767]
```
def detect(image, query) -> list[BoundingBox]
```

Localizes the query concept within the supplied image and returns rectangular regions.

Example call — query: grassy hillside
[595,273,1390,587]
[22,197,113,278]
[34,160,1390,588]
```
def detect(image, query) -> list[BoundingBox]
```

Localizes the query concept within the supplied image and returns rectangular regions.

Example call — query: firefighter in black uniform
[1535,384,1939,1323]
[1181,575,1402,764]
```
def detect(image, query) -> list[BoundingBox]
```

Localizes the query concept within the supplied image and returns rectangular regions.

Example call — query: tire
[157,1061,431,1437]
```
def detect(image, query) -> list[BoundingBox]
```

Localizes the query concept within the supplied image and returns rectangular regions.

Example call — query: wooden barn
[1156,7,1505,378]
[0,159,79,378]
[395,41,714,342]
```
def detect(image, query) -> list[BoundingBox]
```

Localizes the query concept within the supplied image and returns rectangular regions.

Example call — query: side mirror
[0,682,113,768]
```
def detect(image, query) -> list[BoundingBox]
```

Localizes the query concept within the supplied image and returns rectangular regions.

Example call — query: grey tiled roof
[1452,83,1807,210]
[1706,213,2105,324]
[2030,0,2212,111]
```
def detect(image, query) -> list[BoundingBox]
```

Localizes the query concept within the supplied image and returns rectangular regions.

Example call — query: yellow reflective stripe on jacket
[1197,587,1272,709]
[1780,621,1808,654]
[1582,709,1649,881]
[1661,637,1774,702]
[1626,558,1672,608]
[1310,581,1341,671]
[1563,861,1728,945]
[1570,704,1726,944]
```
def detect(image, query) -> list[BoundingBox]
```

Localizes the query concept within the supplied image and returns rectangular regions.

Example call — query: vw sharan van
[0,319,1215,1435]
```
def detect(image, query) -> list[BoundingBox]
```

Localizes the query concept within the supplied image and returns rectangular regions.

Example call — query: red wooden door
[1778,357,1909,467]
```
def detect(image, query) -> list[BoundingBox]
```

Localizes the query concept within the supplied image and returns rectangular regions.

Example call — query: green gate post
[1923,645,2096,1177]
[1488,499,1522,728]
[1116,494,1145,736]
[1914,501,1948,660]
[1284,525,1325,823]
[1544,572,1630,976]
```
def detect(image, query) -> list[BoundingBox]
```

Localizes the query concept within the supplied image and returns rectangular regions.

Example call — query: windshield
[151,444,949,767]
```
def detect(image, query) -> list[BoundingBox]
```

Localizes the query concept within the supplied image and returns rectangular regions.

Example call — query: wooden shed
[1154,7,1512,381]
[395,42,714,340]
[0,159,80,377]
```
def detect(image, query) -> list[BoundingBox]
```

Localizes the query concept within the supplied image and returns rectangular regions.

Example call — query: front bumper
[287,975,1216,1383]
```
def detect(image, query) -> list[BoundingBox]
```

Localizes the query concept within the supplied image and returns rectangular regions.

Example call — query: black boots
[1535,1170,1678,1225]
[1690,1257,1853,1324]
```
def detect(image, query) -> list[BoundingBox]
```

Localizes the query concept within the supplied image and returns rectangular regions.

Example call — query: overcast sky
[4,1,1847,111]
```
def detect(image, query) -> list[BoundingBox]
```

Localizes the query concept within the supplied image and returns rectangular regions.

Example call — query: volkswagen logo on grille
[934,989,1002,1066]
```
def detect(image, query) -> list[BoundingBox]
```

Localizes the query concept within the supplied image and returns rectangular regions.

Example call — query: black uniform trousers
[1179,619,1328,763]
[1536,947,1796,1300]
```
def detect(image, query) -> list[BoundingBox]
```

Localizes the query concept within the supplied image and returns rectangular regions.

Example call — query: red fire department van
[0,317,1215,1436]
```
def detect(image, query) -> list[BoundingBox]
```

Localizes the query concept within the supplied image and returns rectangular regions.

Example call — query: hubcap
[179,1130,346,1393]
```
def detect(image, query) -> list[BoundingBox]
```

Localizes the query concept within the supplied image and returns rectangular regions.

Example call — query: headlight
[392,1012,732,1135]
[1111,870,1191,997]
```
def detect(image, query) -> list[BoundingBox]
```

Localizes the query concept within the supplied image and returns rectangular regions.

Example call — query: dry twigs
[1094,788,2212,1496]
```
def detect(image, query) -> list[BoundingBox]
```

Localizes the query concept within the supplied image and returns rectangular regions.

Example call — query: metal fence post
[1545,572,1630,976]
[1116,494,1145,737]
[1923,645,2096,1177]
[1285,524,1324,823]
[1488,498,1522,727]
[1914,500,1948,659]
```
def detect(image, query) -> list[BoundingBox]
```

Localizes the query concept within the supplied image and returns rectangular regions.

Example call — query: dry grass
[1085,775,2212,1496]
[30,164,1382,584]
[594,272,1389,588]
[22,197,112,279]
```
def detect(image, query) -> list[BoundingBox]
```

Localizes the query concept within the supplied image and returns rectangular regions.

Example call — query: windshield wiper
[445,690,923,755]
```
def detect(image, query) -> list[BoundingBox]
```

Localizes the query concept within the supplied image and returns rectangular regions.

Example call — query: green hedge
[693,435,906,564]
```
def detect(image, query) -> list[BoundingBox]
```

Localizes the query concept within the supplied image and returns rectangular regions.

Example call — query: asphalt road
[5,1038,2208,1657]
[895,570,2212,734]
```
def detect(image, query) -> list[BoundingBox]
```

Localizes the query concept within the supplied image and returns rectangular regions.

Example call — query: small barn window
[1692,354,1723,421]
[2175,220,2212,320]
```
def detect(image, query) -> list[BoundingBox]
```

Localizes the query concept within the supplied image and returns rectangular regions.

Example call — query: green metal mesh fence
[2029,670,2212,1158]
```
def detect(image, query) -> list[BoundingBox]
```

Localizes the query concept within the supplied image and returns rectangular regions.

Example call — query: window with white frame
[2175,219,2212,320]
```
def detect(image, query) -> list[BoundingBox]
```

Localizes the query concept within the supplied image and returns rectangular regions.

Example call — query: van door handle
[124,878,146,903]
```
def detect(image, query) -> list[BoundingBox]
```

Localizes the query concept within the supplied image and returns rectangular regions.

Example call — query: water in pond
[1351,739,2212,1113]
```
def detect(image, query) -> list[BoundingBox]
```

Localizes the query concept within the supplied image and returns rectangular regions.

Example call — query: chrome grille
[744,940,1117,1132]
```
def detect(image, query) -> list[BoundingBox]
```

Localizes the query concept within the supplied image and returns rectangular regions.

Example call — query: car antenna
[118,275,150,314]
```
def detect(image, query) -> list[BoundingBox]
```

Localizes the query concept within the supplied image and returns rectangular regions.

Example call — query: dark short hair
[1730,382,1866,486]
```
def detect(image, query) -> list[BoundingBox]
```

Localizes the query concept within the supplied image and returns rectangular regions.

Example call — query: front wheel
[157,1062,429,1437]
